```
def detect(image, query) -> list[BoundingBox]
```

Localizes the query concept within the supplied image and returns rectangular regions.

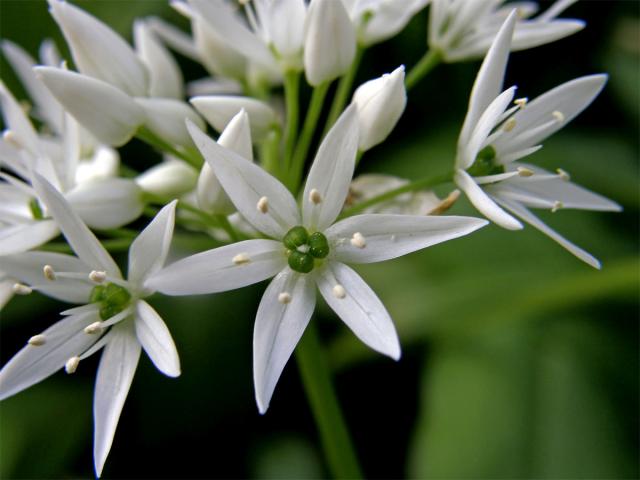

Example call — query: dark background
[0,1,638,478]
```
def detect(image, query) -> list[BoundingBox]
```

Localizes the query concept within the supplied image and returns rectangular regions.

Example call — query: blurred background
[1,1,638,478]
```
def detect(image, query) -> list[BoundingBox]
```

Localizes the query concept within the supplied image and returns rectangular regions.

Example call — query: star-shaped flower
[0,174,180,476]
[147,105,487,413]
[454,10,621,268]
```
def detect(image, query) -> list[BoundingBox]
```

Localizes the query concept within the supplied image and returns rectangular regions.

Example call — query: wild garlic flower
[454,11,621,268]
[429,0,585,62]
[0,173,180,476]
[36,0,204,147]
[147,105,487,413]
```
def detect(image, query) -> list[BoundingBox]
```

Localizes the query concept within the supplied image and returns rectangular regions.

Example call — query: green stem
[261,127,282,178]
[283,70,301,170]
[296,323,363,479]
[216,214,240,242]
[340,170,453,218]
[289,82,331,193]
[136,126,203,169]
[405,50,443,90]
[323,47,364,136]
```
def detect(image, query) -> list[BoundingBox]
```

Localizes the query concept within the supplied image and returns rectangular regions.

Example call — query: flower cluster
[0,0,620,477]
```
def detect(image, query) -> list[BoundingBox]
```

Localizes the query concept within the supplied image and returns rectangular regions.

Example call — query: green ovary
[90,282,132,320]
[283,226,329,274]
[467,146,505,177]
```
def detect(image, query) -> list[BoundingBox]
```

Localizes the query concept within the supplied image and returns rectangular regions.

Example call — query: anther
[556,168,570,181]
[278,292,292,304]
[84,321,103,334]
[89,270,107,283]
[514,97,528,109]
[43,265,56,281]
[65,356,80,374]
[552,110,565,122]
[552,201,564,213]
[332,284,346,299]
[257,196,269,213]
[350,232,366,249]
[232,253,251,265]
[503,118,517,132]
[13,283,32,295]
[2,130,22,149]
[309,188,323,205]
[517,166,535,177]
[28,334,46,346]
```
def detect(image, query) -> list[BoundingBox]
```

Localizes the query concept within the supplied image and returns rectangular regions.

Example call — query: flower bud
[304,0,356,86]
[190,95,279,141]
[136,158,198,198]
[352,66,406,151]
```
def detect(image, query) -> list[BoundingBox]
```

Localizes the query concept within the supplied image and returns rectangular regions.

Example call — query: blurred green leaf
[250,435,324,479]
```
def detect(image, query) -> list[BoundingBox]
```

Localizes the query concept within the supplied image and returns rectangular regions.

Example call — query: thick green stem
[261,127,282,178]
[216,214,240,242]
[323,47,364,136]
[405,50,443,90]
[283,70,301,170]
[288,82,330,193]
[296,323,363,479]
[339,170,453,218]
[136,126,203,169]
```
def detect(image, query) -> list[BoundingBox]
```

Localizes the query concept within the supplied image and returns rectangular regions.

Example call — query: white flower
[146,105,487,413]
[136,157,198,198]
[454,11,621,268]
[0,173,180,476]
[429,0,585,62]
[342,0,430,47]
[352,65,407,151]
[304,0,357,86]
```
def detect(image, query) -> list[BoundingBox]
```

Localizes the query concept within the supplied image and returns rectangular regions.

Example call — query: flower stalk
[405,49,442,90]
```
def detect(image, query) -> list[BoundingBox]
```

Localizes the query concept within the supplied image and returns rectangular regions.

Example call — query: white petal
[146,239,285,295]
[136,159,198,198]
[325,213,488,264]
[146,15,200,61]
[0,220,59,256]
[316,262,400,359]
[31,173,121,277]
[511,19,584,52]
[0,80,42,156]
[493,195,601,268]
[135,97,205,147]
[128,201,177,287]
[133,20,183,99]
[1,40,63,133]
[304,0,357,86]
[218,109,254,161]
[357,0,430,46]
[493,75,607,155]
[187,121,299,238]
[455,169,522,230]
[134,300,180,377]
[190,95,279,141]
[0,278,14,310]
[458,10,517,150]
[254,268,315,413]
[66,178,144,230]
[0,309,100,400]
[257,0,306,68]
[93,324,141,477]
[49,0,149,96]
[35,67,144,147]
[0,251,93,303]
[302,105,359,231]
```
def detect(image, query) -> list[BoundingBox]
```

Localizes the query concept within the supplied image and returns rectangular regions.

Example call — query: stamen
[517,166,535,177]
[28,334,46,346]
[552,110,565,122]
[65,356,80,374]
[84,321,103,335]
[43,264,56,281]
[232,253,251,265]
[13,283,32,295]
[551,201,564,213]
[89,270,107,283]
[309,188,323,205]
[350,232,366,249]
[278,292,292,304]
[428,190,461,215]
[514,97,528,109]
[257,196,269,213]
[503,118,517,132]
[2,130,22,149]
[556,168,570,181]
[332,284,346,299]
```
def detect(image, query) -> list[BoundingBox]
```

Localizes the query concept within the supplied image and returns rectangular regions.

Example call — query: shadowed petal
[135,300,180,377]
